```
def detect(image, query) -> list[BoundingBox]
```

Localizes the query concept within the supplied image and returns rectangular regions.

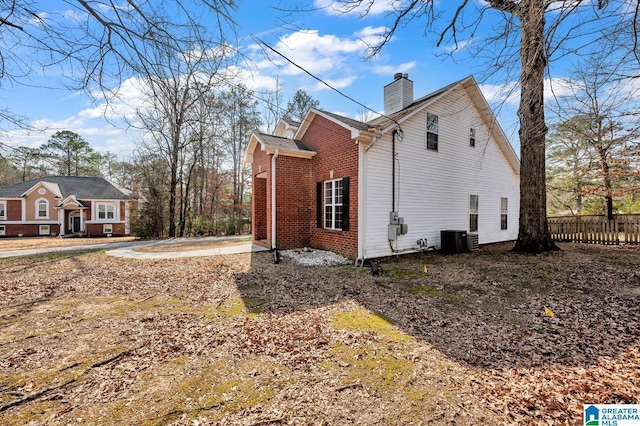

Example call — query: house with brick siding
[0,176,133,238]
[244,74,520,261]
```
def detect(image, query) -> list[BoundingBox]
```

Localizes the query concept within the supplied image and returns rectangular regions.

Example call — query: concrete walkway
[0,236,269,260]
[0,240,152,259]
[106,237,269,259]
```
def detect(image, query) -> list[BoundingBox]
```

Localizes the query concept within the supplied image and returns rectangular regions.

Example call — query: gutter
[271,149,279,250]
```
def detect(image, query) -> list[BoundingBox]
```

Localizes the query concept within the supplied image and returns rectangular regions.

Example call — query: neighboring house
[244,74,520,260]
[0,176,133,237]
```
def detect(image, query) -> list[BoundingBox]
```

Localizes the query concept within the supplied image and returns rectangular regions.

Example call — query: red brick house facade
[245,75,521,261]
[0,176,133,238]
[245,112,374,260]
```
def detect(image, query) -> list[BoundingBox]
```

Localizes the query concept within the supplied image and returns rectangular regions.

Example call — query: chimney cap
[394,72,403,80]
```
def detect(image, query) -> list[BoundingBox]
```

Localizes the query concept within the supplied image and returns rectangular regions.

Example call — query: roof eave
[263,147,316,159]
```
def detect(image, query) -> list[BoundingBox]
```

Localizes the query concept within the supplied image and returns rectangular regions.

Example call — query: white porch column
[58,209,65,236]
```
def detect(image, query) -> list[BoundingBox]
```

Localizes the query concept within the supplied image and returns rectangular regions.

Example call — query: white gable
[360,83,520,259]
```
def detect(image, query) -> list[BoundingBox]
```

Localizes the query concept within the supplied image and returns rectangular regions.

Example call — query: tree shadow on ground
[235,242,640,372]
[0,250,102,325]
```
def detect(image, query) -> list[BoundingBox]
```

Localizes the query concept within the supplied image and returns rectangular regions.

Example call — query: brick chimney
[384,73,413,115]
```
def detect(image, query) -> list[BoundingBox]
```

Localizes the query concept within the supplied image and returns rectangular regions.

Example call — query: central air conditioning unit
[467,232,479,251]
[440,230,467,254]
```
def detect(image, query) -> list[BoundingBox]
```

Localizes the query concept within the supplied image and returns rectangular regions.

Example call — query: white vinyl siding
[362,85,519,258]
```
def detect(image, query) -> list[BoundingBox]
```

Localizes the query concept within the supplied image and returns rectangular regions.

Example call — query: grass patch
[217,297,266,319]
[329,308,412,343]
[2,401,60,426]
[404,284,445,297]
[321,343,414,393]
[79,355,280,425]
[383,266,425,280]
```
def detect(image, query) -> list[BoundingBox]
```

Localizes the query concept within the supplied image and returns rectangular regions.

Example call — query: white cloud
[312,75,357,91]
[479,77,575,109]
[274,29,365,77]
[545,77,576,101]
[314,0,402,17]
[371,61,416,76]
[480,81,519,108]
[222,65,280,92]
[5,115,131,155]
[440,38,473,53]
[354,25,388,46]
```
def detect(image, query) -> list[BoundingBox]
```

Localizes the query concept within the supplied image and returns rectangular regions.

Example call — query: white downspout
[271,149,279,250]
[357,143,366,261]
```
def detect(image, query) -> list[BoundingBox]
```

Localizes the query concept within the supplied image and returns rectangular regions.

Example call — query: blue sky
[2,0,611,160]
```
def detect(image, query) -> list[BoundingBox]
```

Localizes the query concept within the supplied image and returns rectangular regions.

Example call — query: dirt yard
[0,242,638,425]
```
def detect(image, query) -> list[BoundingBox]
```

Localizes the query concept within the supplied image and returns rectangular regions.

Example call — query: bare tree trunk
[168,142,179,238]
[513,2,559,252]
[179,155,198,237]
[598,148,614,220]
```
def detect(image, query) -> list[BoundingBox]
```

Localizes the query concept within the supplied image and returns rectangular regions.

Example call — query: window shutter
[316,182,322,228]
[342,177,350,231]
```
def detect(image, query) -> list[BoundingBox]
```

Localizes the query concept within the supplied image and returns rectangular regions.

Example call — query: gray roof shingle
[315,110,372,132]
[254,133,315,153]
[0,176,132,200]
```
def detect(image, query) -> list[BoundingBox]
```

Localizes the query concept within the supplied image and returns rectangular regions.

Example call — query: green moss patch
[77,355,282,425]
[329,308,412,343]
[321,343,414,393]
[217,297,266,319]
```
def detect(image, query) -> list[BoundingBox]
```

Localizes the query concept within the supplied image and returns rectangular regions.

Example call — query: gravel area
[280,247,352,266]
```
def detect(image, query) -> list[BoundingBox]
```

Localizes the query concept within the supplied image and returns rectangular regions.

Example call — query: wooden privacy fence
[548,214,640,245]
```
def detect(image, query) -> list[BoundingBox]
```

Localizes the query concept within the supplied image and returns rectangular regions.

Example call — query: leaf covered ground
[0,241,639,425]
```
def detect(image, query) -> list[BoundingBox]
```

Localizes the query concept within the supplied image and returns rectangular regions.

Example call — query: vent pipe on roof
[384,73,413,115]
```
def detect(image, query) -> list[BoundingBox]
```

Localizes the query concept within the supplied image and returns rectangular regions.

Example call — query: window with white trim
[501,197,508,230]
[469,195,479,232]
[0,201,5,219]
[103,224,113,234]
[39,225,50,235]
[426,112,439,151]
[324,179,344,230]
[470,128,476,147]
[0,225,5,236]
[97,203,116,220]
[37,199,48,219]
